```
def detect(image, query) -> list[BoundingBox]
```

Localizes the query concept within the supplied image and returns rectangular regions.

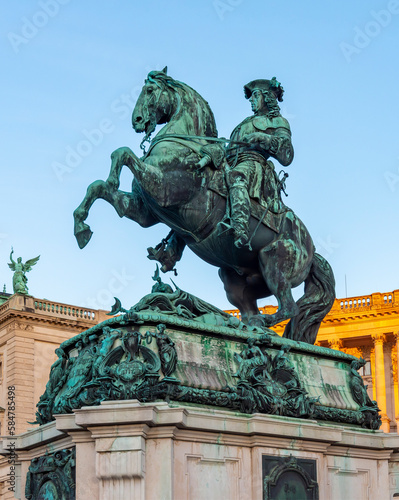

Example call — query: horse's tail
[283,253,336,344]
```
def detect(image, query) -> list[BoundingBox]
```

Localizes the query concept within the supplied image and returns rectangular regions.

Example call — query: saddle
[208,160,288,234]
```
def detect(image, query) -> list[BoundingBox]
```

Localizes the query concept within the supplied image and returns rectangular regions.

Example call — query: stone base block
[7,400,399,499]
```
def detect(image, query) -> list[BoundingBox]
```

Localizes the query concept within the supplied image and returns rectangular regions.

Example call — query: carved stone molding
[263,454,319,499]
[15,321,34,331]
[359,345,372,359]
[328,338,343,350]
[342,347,362,358]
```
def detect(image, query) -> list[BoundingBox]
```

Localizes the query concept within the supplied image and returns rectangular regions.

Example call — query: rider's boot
[229,183,251,248]
[147,231,186,272]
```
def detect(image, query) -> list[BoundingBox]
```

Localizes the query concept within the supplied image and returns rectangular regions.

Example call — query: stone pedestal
[4,292,392,498]
[6,400,399,499]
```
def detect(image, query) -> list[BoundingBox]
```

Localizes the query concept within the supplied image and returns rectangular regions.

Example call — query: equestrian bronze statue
[73,68,335,344]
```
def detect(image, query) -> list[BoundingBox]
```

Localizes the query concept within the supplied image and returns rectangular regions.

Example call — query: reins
[141,133,252,155]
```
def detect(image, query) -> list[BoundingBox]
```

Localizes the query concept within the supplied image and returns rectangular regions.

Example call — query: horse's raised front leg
[73,179,157,249]
[73,146,150,249]
[106,146,140,189]
[73,180,103,249]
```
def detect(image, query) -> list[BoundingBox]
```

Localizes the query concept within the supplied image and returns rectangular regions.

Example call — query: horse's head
[132,66,176,137]
[132,67,217,141]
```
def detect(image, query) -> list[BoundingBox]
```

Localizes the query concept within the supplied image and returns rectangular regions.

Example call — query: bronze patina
[73,68,335,344]
[8,247,40,295]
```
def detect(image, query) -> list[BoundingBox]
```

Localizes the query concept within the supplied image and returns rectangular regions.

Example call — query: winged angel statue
[8,248,40,294]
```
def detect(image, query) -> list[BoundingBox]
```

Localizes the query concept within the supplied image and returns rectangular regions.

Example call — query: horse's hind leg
[219,268,260,323]
[250,239,300,327]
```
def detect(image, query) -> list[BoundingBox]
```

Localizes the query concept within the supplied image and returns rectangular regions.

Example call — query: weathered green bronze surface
[25,448,75,499]
[35,287,380,430]
[8,247,40,295]
[73,68,335,344]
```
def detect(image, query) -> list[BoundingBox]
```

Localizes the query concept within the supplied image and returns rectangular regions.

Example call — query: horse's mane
[146,71,218,138]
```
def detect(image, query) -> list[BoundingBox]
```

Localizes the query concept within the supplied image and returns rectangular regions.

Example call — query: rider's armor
[222,111,293,248]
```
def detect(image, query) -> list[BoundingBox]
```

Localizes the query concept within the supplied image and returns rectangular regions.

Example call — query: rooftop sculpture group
[73,68,336,344]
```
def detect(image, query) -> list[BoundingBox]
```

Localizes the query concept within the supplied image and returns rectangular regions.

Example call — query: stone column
[372,333,390,433]
[370,348,376,401]
[394,332,399,433]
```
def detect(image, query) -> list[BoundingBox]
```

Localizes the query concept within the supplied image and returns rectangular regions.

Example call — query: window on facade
[359,360,371,376]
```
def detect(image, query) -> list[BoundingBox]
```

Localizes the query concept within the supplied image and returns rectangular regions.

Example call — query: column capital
[328,338,343,350]
[359,345,372,358]
[393,331,399,342]
[372,333,386,346]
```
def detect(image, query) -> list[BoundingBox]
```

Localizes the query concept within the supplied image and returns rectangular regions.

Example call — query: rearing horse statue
[73,68,335,344]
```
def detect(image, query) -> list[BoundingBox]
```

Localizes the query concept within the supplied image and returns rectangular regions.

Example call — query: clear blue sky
[1,1,398,311]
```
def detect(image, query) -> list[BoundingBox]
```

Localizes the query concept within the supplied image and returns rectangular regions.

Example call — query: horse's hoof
[248,314,275,328]
[248,315,266,328]
[75,223,93,249]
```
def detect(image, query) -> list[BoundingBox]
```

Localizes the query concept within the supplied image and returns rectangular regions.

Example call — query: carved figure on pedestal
[73,68,335,344]
[153,323,178,379]
[349,358,379,409]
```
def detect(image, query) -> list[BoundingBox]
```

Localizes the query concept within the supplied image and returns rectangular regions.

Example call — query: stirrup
[234,234,249,249]
[217,219,234,235]
[233,227,250,249]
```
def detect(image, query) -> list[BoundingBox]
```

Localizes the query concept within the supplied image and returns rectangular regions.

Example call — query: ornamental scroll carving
[263,454,319,500]
[25,448,75,500]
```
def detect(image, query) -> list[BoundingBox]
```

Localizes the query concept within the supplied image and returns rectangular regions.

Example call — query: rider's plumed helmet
[243,77,284,102]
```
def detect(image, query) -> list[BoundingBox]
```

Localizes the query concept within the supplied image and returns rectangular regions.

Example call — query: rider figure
[221,77,294,248]
[147,77,294,269]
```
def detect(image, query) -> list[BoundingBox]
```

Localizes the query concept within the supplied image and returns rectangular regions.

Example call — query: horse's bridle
[139,79,177,152]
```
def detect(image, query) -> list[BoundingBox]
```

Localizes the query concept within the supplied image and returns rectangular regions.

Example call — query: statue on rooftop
[73,68,335,344]
[8,247,40,295]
